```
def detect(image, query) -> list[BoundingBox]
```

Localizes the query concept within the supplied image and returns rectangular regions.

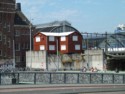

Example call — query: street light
[57,38,59,71]
[29,22,32,70]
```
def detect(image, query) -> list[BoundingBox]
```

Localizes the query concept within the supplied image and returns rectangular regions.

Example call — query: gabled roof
[14,11,31,25]
[40,31,74,36]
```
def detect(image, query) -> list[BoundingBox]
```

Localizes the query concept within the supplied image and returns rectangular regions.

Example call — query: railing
[0,71,125,85]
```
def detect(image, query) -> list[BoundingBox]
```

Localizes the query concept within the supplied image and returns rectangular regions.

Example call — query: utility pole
[105,32,108,71]
[87,33,89,69]
[57,38,59,71]
[29,22,32,70]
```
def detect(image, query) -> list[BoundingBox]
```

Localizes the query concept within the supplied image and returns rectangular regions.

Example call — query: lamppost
[29,22,32,70]
[57,38,59,71]
[86,33,89,69]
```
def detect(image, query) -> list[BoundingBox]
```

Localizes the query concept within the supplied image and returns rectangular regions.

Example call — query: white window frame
[61,45,66,50]
[49,36,55,41]
[36,36,40,42]
[73,36,78,41]
[75,45,80,50]
[49,45,55,50]
[40,45,45,50]
[61,36,66,41]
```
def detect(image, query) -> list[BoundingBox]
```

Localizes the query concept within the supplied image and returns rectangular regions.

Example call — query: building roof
[14,12,28,25]
[14,4,31,26]
[37,26,58,32]
[99,32,125,49]
[35,21,71,28]
[40,31,74,36]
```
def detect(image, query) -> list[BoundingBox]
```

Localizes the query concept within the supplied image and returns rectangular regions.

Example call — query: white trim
[40,31,74,36]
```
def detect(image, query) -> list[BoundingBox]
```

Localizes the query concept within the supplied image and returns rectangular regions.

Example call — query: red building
[34,31,83,54]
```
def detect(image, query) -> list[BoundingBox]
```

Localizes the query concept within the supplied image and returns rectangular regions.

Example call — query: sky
[16,0,125,33]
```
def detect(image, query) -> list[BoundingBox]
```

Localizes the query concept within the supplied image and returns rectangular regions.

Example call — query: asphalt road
[82,92,125,94]
[0,85,125,94]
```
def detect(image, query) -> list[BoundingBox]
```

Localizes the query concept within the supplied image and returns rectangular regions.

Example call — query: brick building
[14,3,35,68]
[0,1,35,68]
[0,0,15,67]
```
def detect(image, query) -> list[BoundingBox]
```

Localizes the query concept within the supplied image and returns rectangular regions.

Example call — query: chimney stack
[16,3,21,11]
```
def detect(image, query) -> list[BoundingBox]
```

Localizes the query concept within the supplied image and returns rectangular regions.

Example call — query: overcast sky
[16,0,125,33]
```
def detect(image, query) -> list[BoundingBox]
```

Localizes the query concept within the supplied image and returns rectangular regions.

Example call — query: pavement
[0,84,125,89]
[0,84,125,94]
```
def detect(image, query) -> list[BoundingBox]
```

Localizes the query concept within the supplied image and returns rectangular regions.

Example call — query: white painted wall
[84,49,104,71]
[26,51,46,69]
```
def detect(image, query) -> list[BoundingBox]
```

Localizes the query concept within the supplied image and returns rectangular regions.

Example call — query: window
[40,45,45,50]
[36,36,40,42]
[0,50,1,56]
[22,43,25,49]
[61,45,66,50]
[21,43,29,49]
[4,52,6,57]
[21,56,25,62]
[15,43,20,51]
[8,24,10,32]
[61,36,66,41]
[49,45,55,50]
[15,30,20,36]
[0,32,2,41]
[3,23,7,28]
[73,36,78,41]
[3,35,6,44]
[26,43,29,49]
[8,38,11,48]
[75,45,80,50]
[49,36,55,41]
[15,56,20,62]
[0,14,2,23]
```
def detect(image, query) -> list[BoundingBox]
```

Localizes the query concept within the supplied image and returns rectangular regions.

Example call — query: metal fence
[0,71,125,85]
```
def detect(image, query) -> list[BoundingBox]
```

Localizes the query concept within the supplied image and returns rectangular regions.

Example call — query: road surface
[0,84,125,94]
